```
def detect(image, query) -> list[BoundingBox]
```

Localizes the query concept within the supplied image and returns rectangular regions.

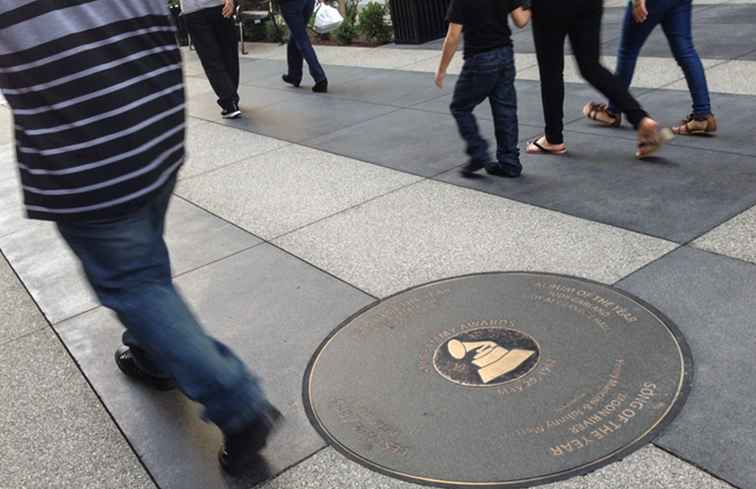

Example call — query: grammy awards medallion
[304,272,692,489]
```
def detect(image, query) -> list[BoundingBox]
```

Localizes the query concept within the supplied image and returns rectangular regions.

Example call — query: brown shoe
[672,113,717,136]
[583,102,622,127]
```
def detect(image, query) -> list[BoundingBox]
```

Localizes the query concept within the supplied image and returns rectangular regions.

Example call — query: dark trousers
[532,0,648,144]
[56,174,268,435]
[450,47,521,172]
[281,0,326,83]
[611,0,710,117]
[184,6,240,109]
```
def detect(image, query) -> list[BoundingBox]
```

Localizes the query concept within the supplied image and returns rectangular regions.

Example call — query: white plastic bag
[313,2,344,34]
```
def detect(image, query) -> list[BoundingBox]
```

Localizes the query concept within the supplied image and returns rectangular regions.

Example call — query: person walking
[280,0,329,92]
[0,0,279,474]
[583,0,717,136]
[530,0,672,158]
[436,0,532,177]
[182,0,242,118]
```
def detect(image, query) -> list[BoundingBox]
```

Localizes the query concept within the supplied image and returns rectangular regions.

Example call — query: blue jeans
[610,0,711,117]
[56,174,267,435]
[281,0,326,83]
[450,47,521,173]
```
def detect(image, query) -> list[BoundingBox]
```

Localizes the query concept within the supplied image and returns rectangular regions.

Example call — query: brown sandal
[583,102,622,127]
[636,128,674,159]
[672,113,718,136]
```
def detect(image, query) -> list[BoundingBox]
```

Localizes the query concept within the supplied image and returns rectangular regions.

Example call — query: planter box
[389,0,450,44]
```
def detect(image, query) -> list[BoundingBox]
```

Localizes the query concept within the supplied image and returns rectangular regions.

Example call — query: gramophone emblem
[446,338,536,384]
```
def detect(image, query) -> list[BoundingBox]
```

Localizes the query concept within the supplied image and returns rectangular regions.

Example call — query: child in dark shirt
[436,0,531,177]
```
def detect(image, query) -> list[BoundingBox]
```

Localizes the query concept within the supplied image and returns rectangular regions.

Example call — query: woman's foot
[672,113,717,136]
[583,102,622,127]
[636,117,674,159]
[312,79,328,93]
[282,74,300,88]
[527,136,567,155]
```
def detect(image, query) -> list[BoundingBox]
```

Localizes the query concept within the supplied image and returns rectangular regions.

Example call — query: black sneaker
[312,79,328,93]
[221,102,242,119]
[114,345,176,391]
[459,159,487,177]
[219,405,283,475]
[282,74,301,88]
[486,164,522,178]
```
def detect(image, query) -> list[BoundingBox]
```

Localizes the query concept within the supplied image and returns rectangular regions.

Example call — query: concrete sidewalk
[2,2,755,488]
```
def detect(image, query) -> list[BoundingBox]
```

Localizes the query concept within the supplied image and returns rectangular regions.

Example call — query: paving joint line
[651,443,743,489]
[0,325,48,349]
[0,248,163,489]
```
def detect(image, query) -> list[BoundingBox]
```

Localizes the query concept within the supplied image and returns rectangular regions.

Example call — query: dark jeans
[280,0,326,83]
[450,47,521,172]
[184,6,240,109]
[532,0,648,144]
[56,174,267,435]
[609,0,711,117]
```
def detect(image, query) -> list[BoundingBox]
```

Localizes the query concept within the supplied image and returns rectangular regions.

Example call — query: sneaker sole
[222,110,242,119]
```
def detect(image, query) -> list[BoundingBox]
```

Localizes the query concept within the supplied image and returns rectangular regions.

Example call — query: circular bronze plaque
[304,273,692,488]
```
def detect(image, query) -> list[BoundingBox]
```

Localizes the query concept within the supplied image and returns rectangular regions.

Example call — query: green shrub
[343,0,360,23]
[359,2,392,44]
[335,19,358,45]
[265,18,288,43]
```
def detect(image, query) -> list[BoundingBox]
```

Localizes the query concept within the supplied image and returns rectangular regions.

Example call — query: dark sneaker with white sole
[219,405,283,475]
[221,102,242,119]
[114,345,176,391]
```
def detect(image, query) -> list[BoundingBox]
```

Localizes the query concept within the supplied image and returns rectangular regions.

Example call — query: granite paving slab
[412,80,610,128]
[274,179,676,297]
[0,177,25,240]
[0,329,156,489]
[257,445,734,489]
[566,88,756,156]
[617,246,756,489]
[667,59,756,96]
[183,119,288,179]
[602,22,756,60]
[192,93,397,143]
[691,2,756,23]
[0,108,12,146]
[0,198,260,324]
[0,253,47,345]
[693,204,756,264]
[176,144,421,239]
[187,84,294,122]
[322,69,454,107]
[309,108,541,177]
[0,142,14,182]
[437,130,756,243]
[240,61,372,90]
[183,74,214,99]
[56,243,374,489]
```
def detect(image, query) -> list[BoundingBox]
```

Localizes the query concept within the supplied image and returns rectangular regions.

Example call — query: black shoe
[312,79,328,93]
[486,164,522,178]
[219,405,283,475]
[282,74,301,88]
[459,159,487,177]
[221,102,242,119]
[114,345,176,391]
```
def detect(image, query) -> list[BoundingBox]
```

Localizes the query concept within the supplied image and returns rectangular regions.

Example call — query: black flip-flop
[527,138,567,155]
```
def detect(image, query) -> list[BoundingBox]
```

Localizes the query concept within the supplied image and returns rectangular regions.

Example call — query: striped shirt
[0,0,185,221]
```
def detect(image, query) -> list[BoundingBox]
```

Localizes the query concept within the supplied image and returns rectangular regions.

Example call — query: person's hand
[632,0,648,23]
[222,0,235,18]
[435,69,445,89]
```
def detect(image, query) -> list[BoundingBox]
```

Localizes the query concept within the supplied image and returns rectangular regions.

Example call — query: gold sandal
[583,102,622,128]
[672,113,717,136]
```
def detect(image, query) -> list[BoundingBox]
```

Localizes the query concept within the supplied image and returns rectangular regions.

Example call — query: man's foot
[636,117,674,159]
[486,164,522,178]
[282,74,301,88]
[221,102,242,119]
[459,159,487,177]
[526,136,566,155]
[583,102,622,127]
[219,405,283,475]
[673,113,717,136]
[312,79,328,93]
[114,345,176,391]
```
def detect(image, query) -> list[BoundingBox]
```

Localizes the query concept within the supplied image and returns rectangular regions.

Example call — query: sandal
[672,113,717,136]
[583,102,622,128]
[636,128,674,159]
[527,137,567,155]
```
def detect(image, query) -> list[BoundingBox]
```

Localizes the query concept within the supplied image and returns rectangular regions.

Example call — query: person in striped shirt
[0,0,279,474]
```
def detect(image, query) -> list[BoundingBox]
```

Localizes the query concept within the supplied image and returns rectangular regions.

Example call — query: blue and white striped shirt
[0,0,185,221]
